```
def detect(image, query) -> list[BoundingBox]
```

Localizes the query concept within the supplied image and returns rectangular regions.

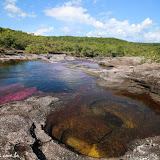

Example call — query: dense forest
[0,27,160,62]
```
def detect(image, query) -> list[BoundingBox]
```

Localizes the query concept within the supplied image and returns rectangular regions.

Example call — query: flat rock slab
[0,56,160,159]
[67,57,160,103]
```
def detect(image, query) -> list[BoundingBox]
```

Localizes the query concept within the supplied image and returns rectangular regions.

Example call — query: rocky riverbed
[0,54,160,160]
[0,53,75,63]
[0,95,160,160]
[68,57,160,103]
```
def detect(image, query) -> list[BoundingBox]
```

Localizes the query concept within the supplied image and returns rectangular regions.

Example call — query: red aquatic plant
[0,83,42,105]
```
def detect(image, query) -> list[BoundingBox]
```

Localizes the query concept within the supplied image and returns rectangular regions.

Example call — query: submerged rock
[0,94,160,160]
[68,57,160,103]
[0,56,160,159]
[44,92,160,158]
[0,84,43,105]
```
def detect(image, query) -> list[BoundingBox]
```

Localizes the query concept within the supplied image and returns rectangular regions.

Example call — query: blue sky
[0,0,160,42]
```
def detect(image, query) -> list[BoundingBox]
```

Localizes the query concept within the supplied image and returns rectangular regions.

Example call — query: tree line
[0,27,160,62]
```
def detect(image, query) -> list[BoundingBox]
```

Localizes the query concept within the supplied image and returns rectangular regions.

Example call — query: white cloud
[4,4,21,13]
[86,18,160,42]
[144,29,160,42]
[44,0,160,42]
[3,0,36,18]
[34,27,54,36]
[141,18,154,29]
[64,0,82,6]
[44,6,87,23]
[44,5,103,29]
[77,31,81,34]
[60,27,71,35]
[7,13,15,17]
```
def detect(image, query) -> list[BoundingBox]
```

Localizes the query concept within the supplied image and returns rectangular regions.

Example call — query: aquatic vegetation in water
[0,60,160,158]
[0,83,42,105]
[45,92,160,158]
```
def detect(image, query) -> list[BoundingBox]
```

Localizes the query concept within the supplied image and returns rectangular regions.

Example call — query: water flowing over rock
[0,55,160,159]
[67,57,160,103]
[0,83,43,105]
[45,92,160,158]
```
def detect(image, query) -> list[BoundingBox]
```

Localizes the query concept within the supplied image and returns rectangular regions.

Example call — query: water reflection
[0,59,160,158]
[0,60,97,93]
[45,91,160,158]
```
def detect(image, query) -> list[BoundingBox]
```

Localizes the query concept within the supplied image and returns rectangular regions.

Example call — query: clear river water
[0,59,160,158]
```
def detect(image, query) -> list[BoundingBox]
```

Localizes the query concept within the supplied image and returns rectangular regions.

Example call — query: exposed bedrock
[98,57,142,67]
[0,53,75,63]
[97,63,160,103]
[0,56,160,159]
[0,96,59,160]
[0,94,160,159]
[68,57,160,103]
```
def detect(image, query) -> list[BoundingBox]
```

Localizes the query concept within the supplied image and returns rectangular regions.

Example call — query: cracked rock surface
[68,57,160,103]
[0,96,59,160]
[0,95,160,160]
[0,55,160,160]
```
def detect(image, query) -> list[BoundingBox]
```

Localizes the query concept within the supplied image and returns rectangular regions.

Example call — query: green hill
[0,27,159,62]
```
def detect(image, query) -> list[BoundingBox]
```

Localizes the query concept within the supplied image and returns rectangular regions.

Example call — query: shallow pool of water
[0,60,98,93]
[0,59,160,158]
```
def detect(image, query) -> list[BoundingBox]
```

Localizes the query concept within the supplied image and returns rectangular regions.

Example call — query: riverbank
[0,53,76,63]
[68,56,160,104]
[0,95,160,160]
[0,54,160,160]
